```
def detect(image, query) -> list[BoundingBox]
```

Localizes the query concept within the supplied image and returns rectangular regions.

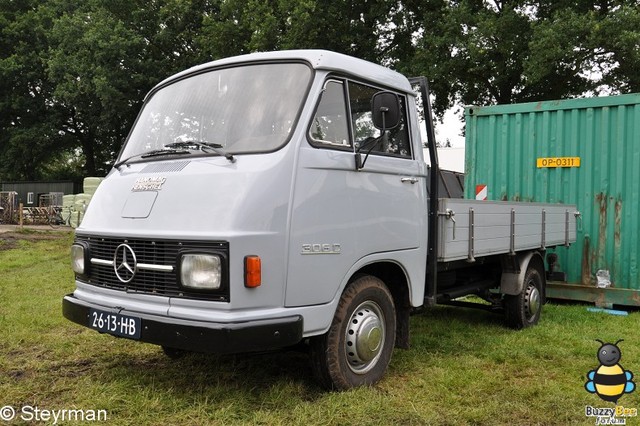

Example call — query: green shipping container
[464,93,640,307]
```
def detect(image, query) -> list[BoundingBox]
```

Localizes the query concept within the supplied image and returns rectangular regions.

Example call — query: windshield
[119,62,312,161]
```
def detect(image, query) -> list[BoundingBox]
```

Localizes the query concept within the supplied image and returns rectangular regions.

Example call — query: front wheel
[504,263,544,329]
[310,275,396,390]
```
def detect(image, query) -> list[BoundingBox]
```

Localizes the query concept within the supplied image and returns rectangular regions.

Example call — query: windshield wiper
[113,149,191,170]
[165,140,236,163]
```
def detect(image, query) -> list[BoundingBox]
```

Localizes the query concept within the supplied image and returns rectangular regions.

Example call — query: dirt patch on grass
[0,230,70,251]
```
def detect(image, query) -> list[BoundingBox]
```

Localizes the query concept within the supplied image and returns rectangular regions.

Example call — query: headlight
[71,243,87,275]
[180,254,222,290]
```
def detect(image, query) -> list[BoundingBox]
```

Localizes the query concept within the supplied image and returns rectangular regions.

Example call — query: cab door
[285,77,425,307]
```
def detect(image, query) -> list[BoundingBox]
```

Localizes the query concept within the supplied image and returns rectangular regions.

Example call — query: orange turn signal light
[244,255,261,288]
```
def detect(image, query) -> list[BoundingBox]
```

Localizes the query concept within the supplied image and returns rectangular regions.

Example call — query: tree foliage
[0,0,638,180]
[527,1,640,94]
[398,0,640,116]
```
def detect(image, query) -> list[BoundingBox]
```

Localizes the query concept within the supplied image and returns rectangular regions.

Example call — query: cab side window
[309,80,350,147]
[348,81,411,158]
[309,78,411,158]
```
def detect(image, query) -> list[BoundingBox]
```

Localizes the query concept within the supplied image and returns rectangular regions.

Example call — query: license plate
[89,309,141,339]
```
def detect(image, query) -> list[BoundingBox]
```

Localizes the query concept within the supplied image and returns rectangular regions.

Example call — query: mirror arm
[356,143,378,170]
[356,111,387,171]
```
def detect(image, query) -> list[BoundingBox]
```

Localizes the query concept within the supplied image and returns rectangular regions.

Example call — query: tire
[504,263,544,329]
[310,275,396,390]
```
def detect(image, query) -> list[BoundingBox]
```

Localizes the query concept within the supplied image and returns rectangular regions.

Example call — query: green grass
[1,231,640,425]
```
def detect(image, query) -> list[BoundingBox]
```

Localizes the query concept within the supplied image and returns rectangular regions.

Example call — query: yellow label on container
[537,157,581,168]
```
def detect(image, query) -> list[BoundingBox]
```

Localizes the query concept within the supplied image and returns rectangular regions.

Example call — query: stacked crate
[66,177,104,228]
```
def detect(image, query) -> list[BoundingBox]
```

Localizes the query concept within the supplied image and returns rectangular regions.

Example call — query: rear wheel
[504,263,544,329]
[310,275,396,390]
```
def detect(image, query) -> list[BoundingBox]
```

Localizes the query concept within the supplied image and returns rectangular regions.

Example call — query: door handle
[401,177,419,184]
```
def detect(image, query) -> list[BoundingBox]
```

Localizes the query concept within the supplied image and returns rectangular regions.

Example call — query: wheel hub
[345,301,386,374]
[525,284,541,319]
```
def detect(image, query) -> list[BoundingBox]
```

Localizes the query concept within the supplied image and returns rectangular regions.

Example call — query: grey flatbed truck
[63,50,578,390]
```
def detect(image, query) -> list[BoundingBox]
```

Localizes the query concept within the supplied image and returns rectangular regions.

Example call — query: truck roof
[150,50,413,96]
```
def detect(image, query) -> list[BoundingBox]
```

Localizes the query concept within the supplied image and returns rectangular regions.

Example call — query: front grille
[75,235,229,301]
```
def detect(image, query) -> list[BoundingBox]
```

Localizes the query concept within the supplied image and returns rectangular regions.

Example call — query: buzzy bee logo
[586,340,635,403]
[584,339,637,424]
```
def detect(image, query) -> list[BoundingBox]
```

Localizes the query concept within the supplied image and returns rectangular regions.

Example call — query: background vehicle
[63,50,577,390]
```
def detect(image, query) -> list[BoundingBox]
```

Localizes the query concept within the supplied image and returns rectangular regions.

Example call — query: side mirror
[371,92,400,130]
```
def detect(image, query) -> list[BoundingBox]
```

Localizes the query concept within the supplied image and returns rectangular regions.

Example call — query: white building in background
[424,146,465,173]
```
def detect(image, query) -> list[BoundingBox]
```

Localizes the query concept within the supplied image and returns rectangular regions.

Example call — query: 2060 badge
[113,244,137,283]
[301,243,341,255]
[132,176,166,192]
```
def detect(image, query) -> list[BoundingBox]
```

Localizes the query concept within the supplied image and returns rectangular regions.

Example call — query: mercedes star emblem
[113,243,137,283]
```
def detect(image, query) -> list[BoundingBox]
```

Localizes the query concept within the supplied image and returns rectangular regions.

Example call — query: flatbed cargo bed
[437,198,578,262]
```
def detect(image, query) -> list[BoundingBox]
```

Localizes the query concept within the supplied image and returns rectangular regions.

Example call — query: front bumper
[62,294,303,354]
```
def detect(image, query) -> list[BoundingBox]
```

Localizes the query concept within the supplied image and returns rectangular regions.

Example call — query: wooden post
[19,202,23,229]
